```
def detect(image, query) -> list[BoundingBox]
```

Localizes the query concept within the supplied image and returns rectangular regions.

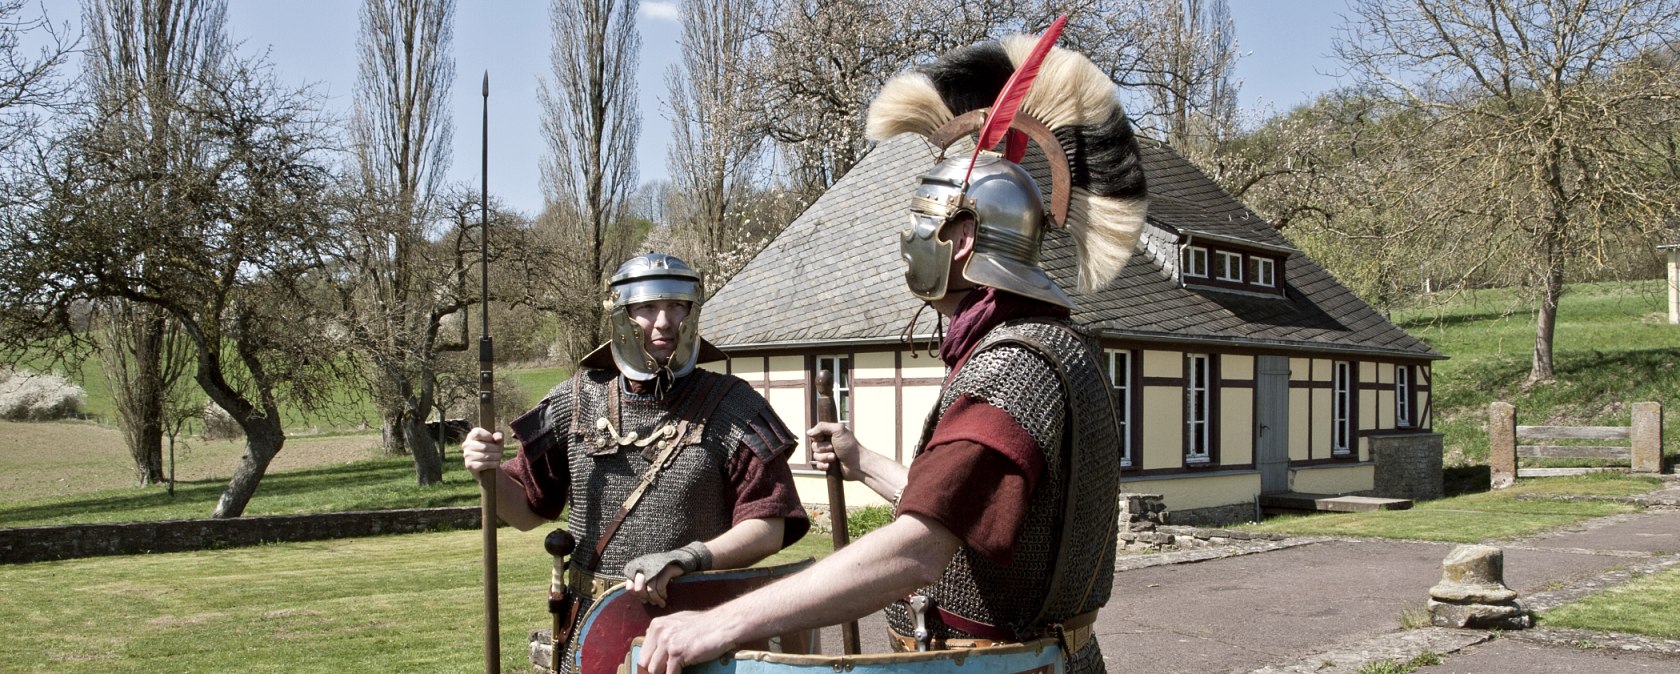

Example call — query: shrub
[201,401,245,440]
[846,504,895,540]
[0,368,86,420]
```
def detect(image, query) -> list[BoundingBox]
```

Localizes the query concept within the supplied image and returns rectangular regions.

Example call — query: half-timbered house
[699,133,1445,525]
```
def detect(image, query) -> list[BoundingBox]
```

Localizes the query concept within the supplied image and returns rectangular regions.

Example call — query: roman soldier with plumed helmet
[638,18,1145,674]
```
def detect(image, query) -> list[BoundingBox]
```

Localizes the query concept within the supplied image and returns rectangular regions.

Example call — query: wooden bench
[1488,401,1665,489]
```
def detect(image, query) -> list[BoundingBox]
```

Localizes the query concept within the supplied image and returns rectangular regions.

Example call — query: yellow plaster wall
[1291,464,1374,494]
[1220,388,1254,465]
[854,351,896,380]
[852,383,898,463]
[1143,350,1180,378]
[1360,389,1376,432]
[1122,472,1260,512]
[1311,388,1331,458]
[1359,361,1377,384]
[1311,359,1331,381]
[767,355,804,381]
[767,386,808,462]
[1377,389,1395,429]
[1289,388,1311,460]
[1419,390,1432,427]
[793,472,889,508]
[1223,354,1254,380]
[1142,386,1183,470]
[900,383,942,461]
[730,356,764,379]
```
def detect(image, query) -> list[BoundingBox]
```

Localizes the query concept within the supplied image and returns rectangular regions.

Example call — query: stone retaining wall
[0,506,484,564]
[1371,432,1445,501]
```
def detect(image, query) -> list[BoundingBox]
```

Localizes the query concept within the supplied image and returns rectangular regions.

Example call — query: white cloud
[641,1,680,22]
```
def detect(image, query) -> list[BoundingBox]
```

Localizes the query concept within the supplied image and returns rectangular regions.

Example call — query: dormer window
[1216,251,1244,282]
[1250,257,1275,287]
[1183,246,1209,278]
[1180,240,1286,297]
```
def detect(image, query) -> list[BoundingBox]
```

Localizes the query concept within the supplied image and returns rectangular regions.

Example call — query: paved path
[810,503,1680,673]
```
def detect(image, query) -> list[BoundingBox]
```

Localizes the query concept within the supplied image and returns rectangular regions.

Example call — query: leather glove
[622,541,712,581]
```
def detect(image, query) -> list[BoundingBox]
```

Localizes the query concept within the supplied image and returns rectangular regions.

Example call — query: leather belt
[565,564,621,600]
[888,610,1099,655]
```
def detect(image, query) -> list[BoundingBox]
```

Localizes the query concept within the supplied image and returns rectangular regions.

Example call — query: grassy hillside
[1393,280,1678,465]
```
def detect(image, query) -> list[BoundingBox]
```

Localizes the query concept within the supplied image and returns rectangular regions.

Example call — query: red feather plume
[964,14,1067,184]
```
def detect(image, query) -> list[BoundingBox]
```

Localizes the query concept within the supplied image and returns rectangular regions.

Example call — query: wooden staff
[477,71,501,674]
[816,369,861,654]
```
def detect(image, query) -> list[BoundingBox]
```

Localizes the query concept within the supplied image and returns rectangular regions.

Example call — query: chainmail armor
[554,368,791,573]
[886,318,1121,674]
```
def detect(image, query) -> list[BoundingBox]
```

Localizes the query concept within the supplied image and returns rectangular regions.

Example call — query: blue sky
[38,0,1354,218]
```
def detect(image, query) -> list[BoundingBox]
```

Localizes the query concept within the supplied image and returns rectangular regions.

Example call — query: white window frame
[1183,246,1209,278]
[1396,365,1413,428]
[1216,251,1244,282]
[815,355,851,425]
[1332,361,1352,455]
[1107,349,1133,468]
[1250,257,1275,288]
[1186,354,1211,464]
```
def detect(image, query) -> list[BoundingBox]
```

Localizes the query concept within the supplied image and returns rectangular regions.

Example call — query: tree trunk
[121,310,167,485]
[1531,237,1565,381]
[211,416,285,518]
[405,414,443,486]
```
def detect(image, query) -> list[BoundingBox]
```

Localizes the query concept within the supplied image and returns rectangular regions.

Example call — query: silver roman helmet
[604,252,704,381]
[867,29,1150,308]
[903,151,1071,308]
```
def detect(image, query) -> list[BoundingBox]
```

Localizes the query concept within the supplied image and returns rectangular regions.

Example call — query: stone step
[1258,493,1413,515]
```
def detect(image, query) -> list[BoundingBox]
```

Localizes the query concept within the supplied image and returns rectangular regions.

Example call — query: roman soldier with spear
[462,249,812,673]
[636,18,1144,674]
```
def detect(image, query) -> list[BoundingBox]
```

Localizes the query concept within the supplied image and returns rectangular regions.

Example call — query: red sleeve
[501,402,569,521]
[897,395,1044,564]
[726,441,811,547]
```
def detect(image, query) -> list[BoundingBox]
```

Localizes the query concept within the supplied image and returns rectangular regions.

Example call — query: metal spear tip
[482,71,489,96]
[544,528,576,557]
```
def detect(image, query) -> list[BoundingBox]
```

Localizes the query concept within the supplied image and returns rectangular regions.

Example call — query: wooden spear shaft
[477,71,501,674]
[816,370,861,654]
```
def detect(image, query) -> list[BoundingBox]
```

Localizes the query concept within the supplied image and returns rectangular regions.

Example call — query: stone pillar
[1489,402,1517,490]
[1631,402,1663,474]
[1429,544,1530,630]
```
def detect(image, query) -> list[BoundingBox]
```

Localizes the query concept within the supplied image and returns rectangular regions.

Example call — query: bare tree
[749,1,1142,204]
[76,0,229,488]
[1338,0,1680,381]
[342,0,458,485]
[4,42,348,517]
[662,0,769,276]
[96,299,194,486]
[1112,0,1240,166]
[539,0,640,359]
[0,0,74,165]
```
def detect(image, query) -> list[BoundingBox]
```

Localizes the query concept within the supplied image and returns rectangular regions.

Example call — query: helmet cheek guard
[900,175,968,301]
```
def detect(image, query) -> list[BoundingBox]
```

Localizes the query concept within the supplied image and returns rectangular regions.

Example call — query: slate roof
[703,133,1441,360]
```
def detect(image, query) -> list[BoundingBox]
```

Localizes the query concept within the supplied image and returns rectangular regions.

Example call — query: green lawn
[1245,474,1657,543]
[0,457,483,528]
[1392,280,1680,466]
[1541,565,1680,639]
[0,526,831,673]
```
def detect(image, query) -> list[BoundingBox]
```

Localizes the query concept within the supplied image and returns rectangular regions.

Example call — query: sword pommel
[545,529,577,558]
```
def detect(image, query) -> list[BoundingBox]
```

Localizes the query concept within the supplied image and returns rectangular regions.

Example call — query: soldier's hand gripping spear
[814,369,861,654]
